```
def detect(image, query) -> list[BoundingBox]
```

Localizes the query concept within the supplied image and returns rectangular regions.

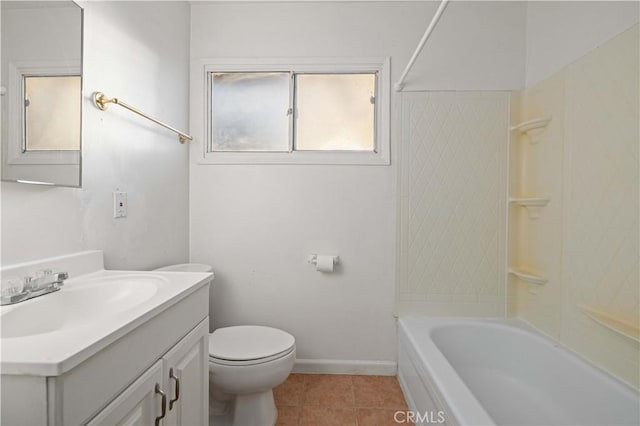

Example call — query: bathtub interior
[398,318,640,426]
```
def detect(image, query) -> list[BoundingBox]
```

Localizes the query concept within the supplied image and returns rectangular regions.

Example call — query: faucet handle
[1,277,25,297]
[24,270,68,291]
[1,271,66,306]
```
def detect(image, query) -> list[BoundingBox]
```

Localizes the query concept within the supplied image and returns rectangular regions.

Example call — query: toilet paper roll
[315,255,335,273]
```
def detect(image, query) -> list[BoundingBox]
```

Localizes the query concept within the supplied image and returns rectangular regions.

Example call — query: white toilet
[155,263,296,426]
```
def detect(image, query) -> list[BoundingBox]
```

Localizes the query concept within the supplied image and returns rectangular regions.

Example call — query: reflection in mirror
[1,1,83,187]
[25,76,82,151]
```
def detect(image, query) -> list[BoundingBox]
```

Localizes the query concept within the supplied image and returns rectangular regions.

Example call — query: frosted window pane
[211,72,290,152]
[25,76,81,151]
[295,74,375,151]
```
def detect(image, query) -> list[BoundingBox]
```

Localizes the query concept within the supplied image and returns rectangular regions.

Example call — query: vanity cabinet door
[87,360,166,426]
[163,319,209,426]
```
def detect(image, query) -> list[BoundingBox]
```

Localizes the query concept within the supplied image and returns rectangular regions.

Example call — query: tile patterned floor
[273,374,414,426]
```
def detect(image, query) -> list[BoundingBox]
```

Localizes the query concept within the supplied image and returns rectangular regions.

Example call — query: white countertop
[0,252,212,376]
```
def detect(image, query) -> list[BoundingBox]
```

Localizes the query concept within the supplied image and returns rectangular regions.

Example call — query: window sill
[198,150,389,165]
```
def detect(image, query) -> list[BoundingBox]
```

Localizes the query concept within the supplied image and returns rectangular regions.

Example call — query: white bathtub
[397,317,640,426]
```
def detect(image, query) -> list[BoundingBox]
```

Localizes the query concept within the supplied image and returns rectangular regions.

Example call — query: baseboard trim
[293,359,397,376]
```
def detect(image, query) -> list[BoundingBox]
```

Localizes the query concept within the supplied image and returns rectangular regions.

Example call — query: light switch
[113,192,127,218]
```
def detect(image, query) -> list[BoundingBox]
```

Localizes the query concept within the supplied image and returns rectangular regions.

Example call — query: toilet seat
[209,345,295,366]
[209,325,295,366]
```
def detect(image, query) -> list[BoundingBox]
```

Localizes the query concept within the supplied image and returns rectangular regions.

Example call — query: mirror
[1,1,83,187]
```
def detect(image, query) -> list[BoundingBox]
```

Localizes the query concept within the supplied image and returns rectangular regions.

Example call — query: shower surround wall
[510,24,639,388]
[397,92,509,317]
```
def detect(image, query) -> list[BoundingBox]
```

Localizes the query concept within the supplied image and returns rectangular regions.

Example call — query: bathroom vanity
[1,251,212,426]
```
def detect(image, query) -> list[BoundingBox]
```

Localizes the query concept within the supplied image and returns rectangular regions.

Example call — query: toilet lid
[209,326,295,361]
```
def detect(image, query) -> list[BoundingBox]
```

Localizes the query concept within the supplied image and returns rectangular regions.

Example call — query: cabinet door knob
[169,368,180,410]
[155,383,167,426]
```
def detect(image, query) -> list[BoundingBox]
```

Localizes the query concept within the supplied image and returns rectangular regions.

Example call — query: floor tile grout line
[350,375,358,426]
[298,375,305,426]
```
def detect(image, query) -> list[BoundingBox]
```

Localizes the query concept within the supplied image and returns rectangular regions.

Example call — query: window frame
[195,57,390,165]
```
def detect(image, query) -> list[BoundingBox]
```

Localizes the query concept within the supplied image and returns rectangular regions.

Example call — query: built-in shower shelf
[579,305,640,343]
[508,268,547,285]
[510,117,552,144]
[509,197,550,219]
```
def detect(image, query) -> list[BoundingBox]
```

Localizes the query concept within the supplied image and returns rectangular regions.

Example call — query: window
[24,75,81,151]
[295,73,375,151]
[210,72,290,152]
[198,58,390,165]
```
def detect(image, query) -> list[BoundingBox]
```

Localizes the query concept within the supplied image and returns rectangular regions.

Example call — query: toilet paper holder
[307,254,340,266]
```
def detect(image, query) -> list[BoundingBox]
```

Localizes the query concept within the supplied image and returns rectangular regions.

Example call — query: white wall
[414,0,526,90]
[191,1,526,91]
[1,1,191,270]
[189,1,525,366]
[525,1,639,87]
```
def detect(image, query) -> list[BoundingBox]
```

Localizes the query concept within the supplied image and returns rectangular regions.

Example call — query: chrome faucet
[1,270,68,306]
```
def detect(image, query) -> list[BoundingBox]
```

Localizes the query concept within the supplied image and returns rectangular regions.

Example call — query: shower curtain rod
[394,0,450,92]
[92,92,193,144]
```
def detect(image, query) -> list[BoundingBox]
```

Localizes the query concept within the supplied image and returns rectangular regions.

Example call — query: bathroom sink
[1,251,213,377]
[0,274,167,339]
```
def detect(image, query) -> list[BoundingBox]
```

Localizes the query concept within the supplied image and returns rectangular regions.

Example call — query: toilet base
[210,384,232,415]
[209,398,229,416]
[208,341,295,426]
[232,390,277,426]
